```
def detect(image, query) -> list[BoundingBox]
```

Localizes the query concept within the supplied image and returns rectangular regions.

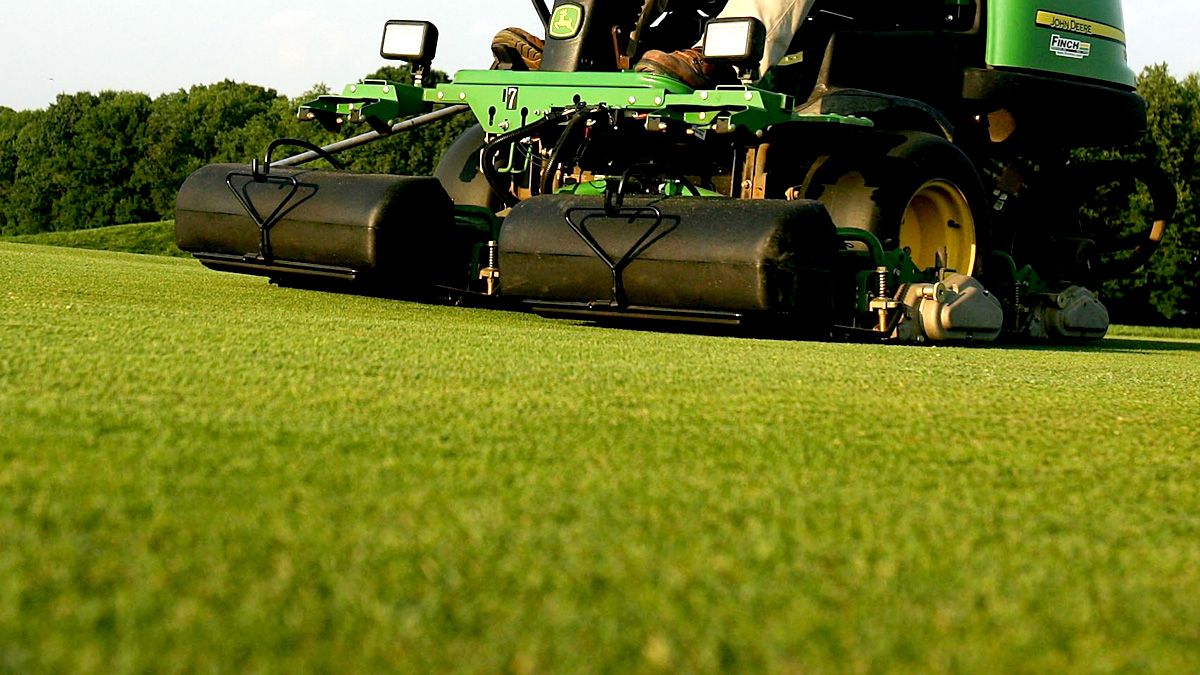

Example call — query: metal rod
[272,105,471,168]
[532,0,551,30]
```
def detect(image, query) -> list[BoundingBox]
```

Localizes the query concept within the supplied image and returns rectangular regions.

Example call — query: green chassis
[299,70,873,137]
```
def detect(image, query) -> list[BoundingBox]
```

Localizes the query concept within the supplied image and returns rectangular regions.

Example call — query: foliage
[1,92,159,234]
[2,243,1200,672]
[1072,65,1200,324]
[1136,66,1199,322]
[0,67,467,237]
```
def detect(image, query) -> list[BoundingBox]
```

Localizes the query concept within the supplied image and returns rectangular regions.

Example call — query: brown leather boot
[635,48,728,89]
[491,27,545,71]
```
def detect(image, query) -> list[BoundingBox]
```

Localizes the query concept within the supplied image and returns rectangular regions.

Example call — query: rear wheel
[804,131,988,277]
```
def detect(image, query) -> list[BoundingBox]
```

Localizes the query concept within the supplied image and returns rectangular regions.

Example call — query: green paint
[557,178,722,197]
[297,70,873,138]
[987,0,1135,87]
[425,70,872,136]
[297,79,426,128]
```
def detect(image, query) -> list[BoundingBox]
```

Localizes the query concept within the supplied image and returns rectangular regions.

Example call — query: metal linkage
[272,105,470,169]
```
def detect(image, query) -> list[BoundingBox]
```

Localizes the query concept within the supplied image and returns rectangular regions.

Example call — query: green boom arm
[298,69,872,136]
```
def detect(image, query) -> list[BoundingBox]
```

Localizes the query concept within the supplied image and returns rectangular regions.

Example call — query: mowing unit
[176,0,1175,343]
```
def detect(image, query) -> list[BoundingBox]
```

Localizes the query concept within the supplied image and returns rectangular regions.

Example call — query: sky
[1,1,1197,111]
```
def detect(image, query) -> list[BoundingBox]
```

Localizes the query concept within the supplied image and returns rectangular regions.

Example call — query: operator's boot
[492,27,545,71]
[635,48,729,89]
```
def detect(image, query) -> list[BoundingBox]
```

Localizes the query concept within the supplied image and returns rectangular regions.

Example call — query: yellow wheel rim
[899,180,978,275]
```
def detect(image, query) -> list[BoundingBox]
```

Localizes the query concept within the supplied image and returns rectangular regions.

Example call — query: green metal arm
[298,70,873,137]
[425,70,873,135]
[297,80,427,133]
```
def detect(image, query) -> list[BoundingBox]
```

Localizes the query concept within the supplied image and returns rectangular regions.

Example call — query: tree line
[0,66,469,238]
[0,66,1195,324]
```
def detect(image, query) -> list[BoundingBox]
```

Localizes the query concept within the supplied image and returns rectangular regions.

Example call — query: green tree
[0,68,474,235]
[4,91,156,233]
[0,107,39,235]
[55,91,156,229]
[1087,65,1200,324]
[131,81,281,218]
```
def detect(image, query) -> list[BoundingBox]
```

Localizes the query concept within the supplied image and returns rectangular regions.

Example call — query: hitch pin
[479,241,500,296]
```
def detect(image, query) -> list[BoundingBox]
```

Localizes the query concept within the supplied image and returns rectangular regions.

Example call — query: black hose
[480,106,596,207]
[539,113,592,196]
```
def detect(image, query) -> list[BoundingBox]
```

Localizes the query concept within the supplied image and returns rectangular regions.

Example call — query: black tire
[803,131,990,278]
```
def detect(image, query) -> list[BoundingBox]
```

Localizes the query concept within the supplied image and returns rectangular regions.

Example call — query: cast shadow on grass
[990,337,1200,355]
[575,320,1200,354]
[261,279,1200,354]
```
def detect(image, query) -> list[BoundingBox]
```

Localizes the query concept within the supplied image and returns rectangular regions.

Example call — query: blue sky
[1,1,1196,111]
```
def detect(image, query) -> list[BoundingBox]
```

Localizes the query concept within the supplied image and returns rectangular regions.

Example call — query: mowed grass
[2,242,1199,674]
[2,221,185,258]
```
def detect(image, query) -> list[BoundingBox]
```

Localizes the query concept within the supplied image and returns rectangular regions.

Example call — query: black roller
[175,164,455,289]
[499,194,839,328]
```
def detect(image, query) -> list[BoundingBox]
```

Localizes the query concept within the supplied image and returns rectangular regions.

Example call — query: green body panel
[987,0,1135,88]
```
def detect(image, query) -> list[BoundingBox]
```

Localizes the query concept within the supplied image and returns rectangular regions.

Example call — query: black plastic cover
[961,67,1147,147]
[499,195,838,319]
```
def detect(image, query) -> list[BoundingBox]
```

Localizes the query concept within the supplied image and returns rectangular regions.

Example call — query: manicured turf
[2,242,1199,673]
[2,221,185,258]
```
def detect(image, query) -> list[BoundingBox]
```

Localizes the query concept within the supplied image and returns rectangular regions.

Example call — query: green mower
[175,0,1177,343]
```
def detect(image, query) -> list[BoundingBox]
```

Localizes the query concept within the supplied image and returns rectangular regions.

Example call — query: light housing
[702,17,766,72]
[380,20,439,64]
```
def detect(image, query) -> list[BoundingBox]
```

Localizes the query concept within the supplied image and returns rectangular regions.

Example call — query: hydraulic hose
[539,112,592,196]
[481,105,599,207]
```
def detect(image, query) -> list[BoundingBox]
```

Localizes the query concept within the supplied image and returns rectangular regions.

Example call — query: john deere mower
[176,0,1176,343]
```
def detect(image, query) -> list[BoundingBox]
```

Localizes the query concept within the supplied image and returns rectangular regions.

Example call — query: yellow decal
[1036,11,1126,44]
